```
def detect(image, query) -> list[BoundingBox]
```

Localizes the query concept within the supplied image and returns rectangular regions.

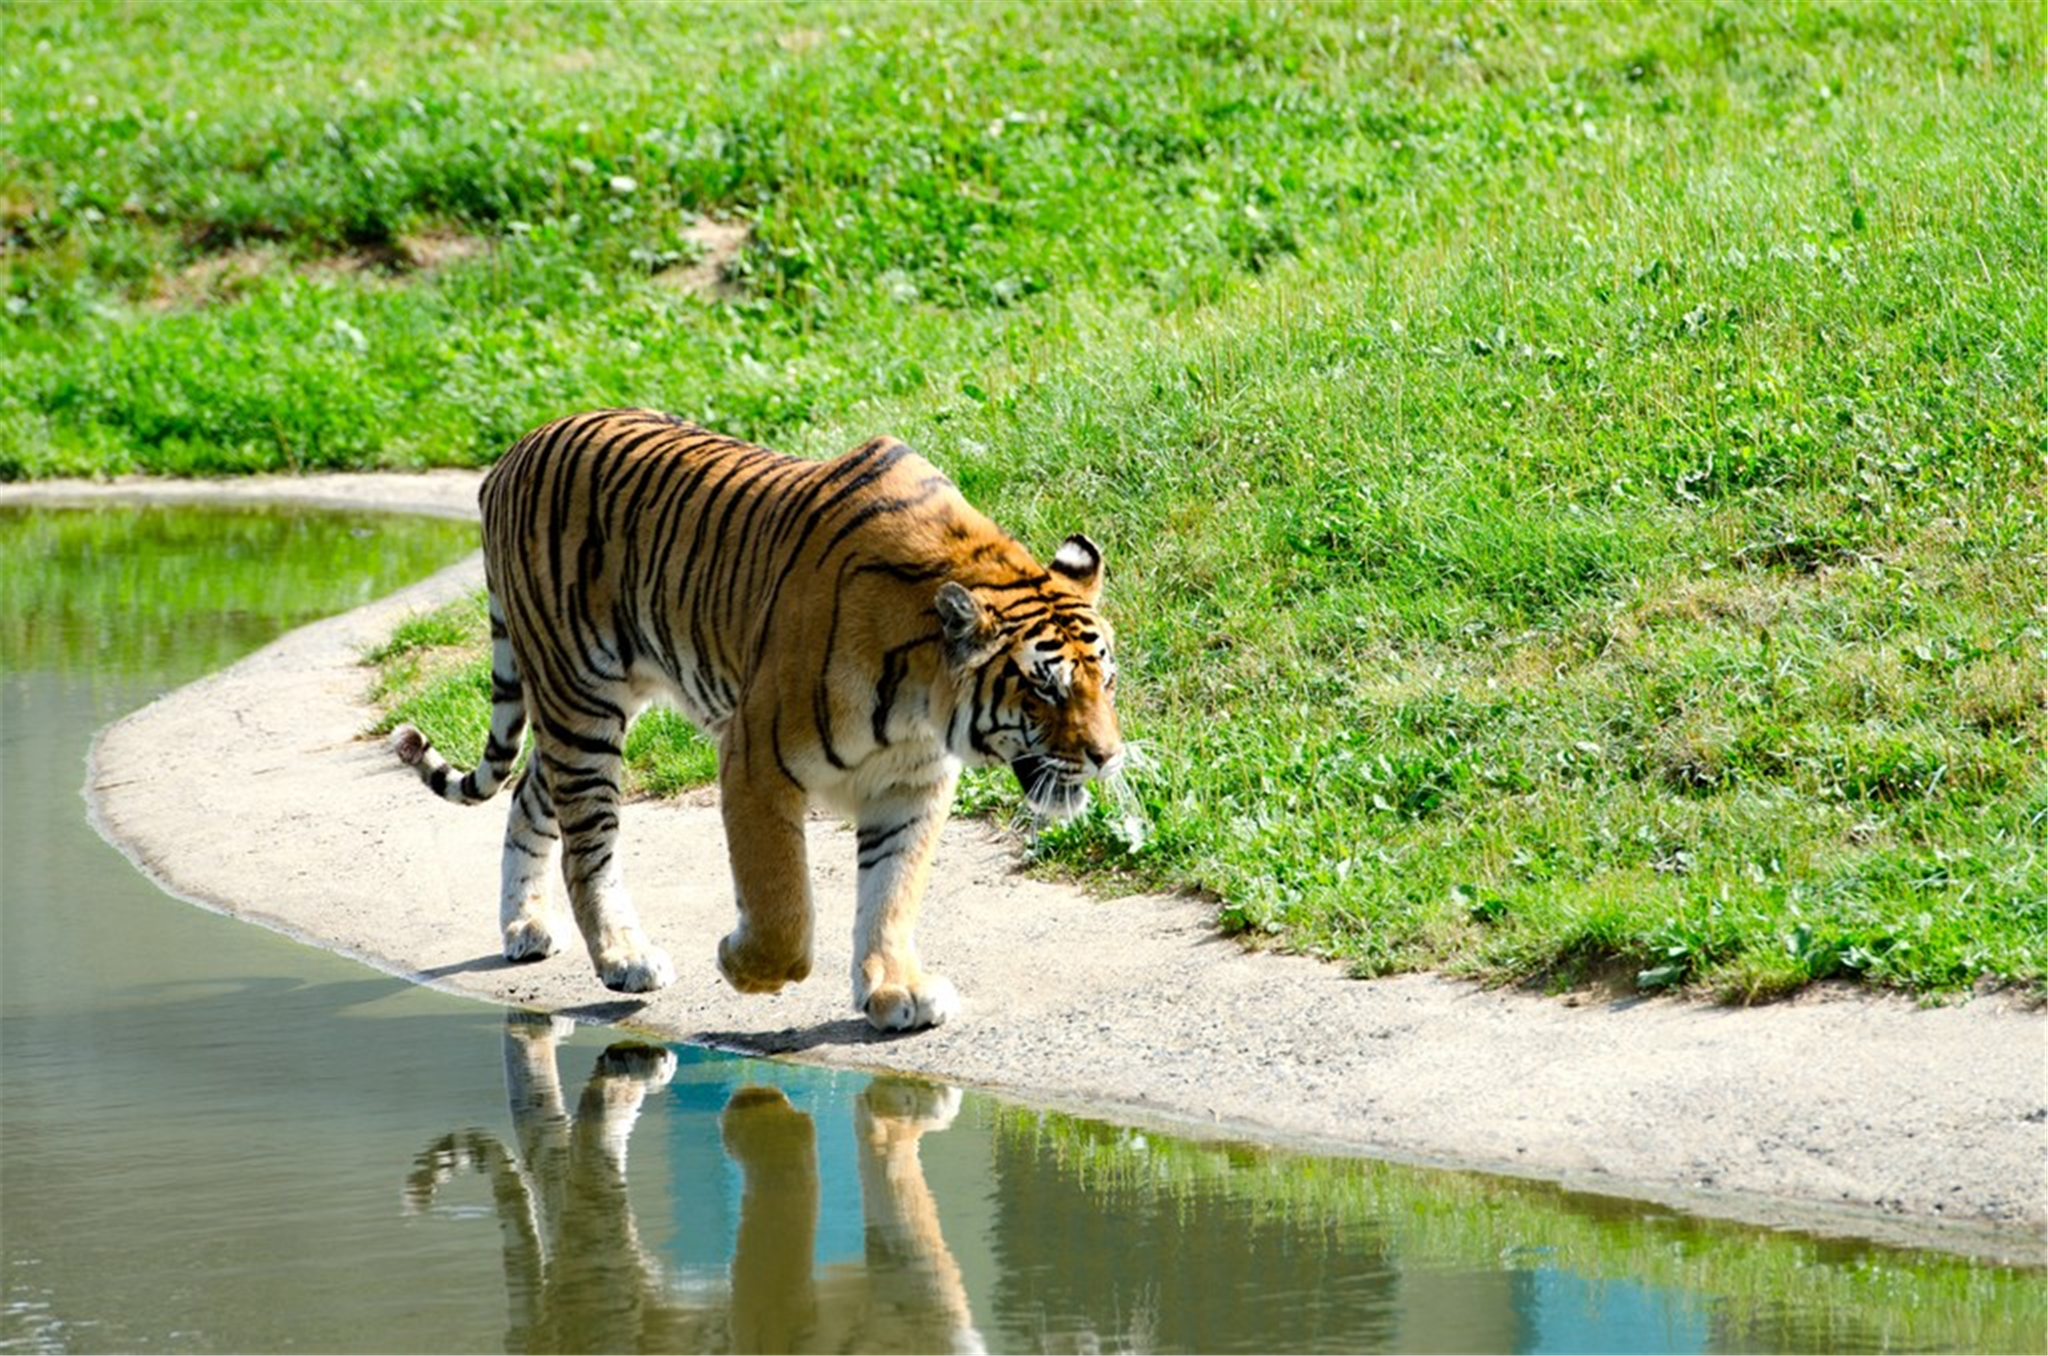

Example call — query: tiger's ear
[935,582,998,666]
[1050,534,1104,602]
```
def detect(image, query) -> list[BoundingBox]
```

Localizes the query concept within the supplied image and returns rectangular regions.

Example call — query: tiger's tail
[391,593,527,805]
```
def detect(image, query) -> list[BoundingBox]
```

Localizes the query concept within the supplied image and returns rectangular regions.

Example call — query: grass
[8,0,2041,1000]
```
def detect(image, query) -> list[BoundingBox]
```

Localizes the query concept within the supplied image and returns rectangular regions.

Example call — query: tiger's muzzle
[1011,747,1123,822]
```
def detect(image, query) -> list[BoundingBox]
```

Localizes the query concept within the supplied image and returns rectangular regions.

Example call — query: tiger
[392,408,1123,1031]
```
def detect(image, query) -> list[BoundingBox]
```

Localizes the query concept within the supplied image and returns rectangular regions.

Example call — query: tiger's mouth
[1010,754,1092,821]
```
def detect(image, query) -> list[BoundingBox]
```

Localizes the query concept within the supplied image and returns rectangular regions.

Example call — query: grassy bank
[10,1,2042,998]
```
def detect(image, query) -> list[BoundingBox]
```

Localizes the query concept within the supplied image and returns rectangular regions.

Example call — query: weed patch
[17,0,2041,998]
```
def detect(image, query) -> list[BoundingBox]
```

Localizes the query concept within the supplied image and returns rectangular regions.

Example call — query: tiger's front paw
[595,932,675,994]
[503,917,560,963]
[862,975,959,1033]
[717,928,812,994]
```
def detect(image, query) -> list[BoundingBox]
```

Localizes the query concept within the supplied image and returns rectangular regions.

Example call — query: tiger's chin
[1011,755,1093,822]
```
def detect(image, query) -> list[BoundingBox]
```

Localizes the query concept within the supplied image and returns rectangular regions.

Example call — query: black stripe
[871,636,935,745]
[681,444,790,683]
[857,819,917,870]
[746,445,916,674]
[531,413,597,595]
[819,476,951,559]
[536,712,623,759]
[565,845,615,885]
[584,422,674,558]
[560,810,619,840]
[797,444,915,549]
[768,712,805,789]
[648,440,744,710]
[977,573,1056,594]
[852,560,953,586]
[756,438,907,566]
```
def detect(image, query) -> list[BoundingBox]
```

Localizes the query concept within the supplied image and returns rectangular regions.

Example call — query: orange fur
[396,410,1122,1029]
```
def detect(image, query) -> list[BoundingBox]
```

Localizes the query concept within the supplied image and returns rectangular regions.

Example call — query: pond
[1,502,2041,1354]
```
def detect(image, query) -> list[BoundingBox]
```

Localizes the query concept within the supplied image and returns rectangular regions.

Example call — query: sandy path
[17,473,2042,1262]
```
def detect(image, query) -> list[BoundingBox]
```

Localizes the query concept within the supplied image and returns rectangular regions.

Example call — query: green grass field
[8,1,2041,999]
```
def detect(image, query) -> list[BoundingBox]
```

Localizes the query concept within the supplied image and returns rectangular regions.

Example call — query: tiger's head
[936,534,1123,820]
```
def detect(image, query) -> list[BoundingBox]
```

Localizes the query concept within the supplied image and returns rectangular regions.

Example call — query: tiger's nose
[1084,742,1124,777]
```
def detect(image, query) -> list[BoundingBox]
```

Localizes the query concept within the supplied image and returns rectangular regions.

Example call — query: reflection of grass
[996,1107,2047,1354]
[0,505,475,683]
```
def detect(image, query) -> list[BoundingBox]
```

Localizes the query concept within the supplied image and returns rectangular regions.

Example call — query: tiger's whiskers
[1097,762,1152,853]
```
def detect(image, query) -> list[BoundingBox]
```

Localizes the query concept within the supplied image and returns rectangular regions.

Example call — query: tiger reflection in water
[404,1013,982,1354]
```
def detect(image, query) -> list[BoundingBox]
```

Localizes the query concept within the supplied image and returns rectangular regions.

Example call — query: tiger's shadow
[696,1016,897,1056]
[405,1012,982,1354]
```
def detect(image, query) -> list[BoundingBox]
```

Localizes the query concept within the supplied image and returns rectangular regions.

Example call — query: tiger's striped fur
[393,409,1122,1030]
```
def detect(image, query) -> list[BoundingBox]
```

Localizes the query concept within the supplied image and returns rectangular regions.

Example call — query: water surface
[1,504,2040,1354]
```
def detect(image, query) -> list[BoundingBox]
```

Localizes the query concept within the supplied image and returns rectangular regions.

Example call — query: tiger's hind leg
[532,714,676,995]
[499,763,564,963]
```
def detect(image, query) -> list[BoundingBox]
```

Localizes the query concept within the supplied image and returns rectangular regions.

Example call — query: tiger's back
[397,408,1122,1030]
[482,409,1039,784]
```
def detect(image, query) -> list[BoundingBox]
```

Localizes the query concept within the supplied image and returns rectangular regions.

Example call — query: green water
[0,504,2041,1354]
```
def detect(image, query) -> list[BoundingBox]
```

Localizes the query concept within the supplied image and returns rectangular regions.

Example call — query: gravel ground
[19,473,2042,1263]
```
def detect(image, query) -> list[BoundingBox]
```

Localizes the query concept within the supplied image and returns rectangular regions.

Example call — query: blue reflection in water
[661,1048,871,1276]
[1520,1268,1710,1355]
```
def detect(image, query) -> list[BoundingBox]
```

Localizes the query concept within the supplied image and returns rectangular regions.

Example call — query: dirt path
[19,473,2042,1262]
